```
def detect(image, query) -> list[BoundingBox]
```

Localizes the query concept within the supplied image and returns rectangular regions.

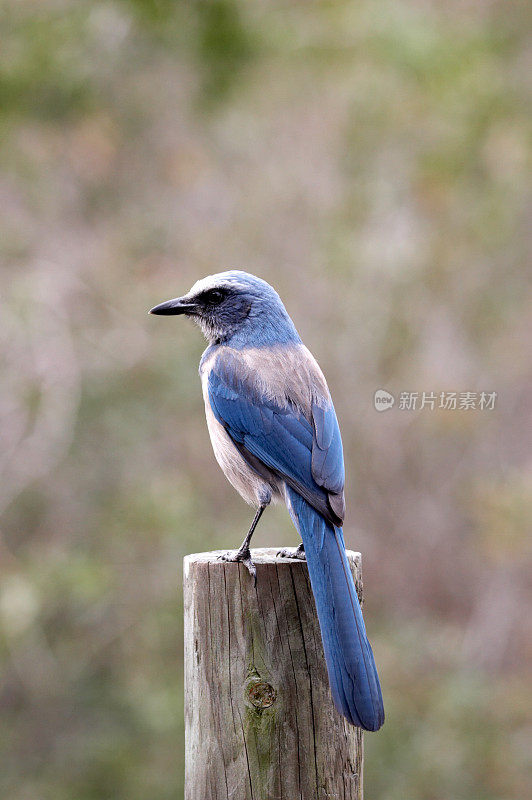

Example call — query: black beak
[149,296,198,316]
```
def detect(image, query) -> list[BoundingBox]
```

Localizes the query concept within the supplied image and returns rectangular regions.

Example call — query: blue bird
[150,271,384,731]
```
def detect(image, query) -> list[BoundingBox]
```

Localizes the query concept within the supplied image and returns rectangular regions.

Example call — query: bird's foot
[218,547,257,584]
[277,543,306,561]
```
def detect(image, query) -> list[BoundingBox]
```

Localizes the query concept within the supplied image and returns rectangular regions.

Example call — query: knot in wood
[245,676,276,709]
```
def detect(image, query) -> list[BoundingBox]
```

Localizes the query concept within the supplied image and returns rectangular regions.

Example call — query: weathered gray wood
[184,547,365,800]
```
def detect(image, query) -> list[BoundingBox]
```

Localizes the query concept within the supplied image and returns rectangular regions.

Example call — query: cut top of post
[184,546,361,576]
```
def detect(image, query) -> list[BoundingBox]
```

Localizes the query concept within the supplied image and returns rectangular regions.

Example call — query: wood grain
[184,547,364,800]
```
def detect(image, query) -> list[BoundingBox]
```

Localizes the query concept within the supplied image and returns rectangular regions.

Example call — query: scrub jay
[150,271,384,731]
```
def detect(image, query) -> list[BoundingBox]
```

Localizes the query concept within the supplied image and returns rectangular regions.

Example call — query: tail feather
[285,487,384,731]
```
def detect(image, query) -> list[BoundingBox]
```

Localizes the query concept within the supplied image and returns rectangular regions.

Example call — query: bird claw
[218,548,257,584]
[277,544,306,561]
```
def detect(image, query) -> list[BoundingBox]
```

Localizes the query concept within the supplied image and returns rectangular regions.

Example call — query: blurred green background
[1,1,531,798]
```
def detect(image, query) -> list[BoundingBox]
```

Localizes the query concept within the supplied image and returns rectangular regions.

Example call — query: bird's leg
[219,504,266,583]
[277,542,306,560]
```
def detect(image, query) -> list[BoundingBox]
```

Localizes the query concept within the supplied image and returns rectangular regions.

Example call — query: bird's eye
[203,289,225,305]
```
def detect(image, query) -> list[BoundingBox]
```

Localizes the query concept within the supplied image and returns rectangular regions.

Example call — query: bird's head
[149,270,299,346]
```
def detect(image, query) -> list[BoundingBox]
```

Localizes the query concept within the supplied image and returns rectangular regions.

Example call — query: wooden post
[184,547,365,800]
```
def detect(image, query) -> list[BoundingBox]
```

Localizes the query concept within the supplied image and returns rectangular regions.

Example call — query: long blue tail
[285,487,384,731]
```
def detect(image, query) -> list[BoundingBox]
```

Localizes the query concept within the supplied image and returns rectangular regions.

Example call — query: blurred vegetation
[1,1,531,799]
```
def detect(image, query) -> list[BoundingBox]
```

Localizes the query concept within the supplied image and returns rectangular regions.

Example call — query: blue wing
[207,348,345,525]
